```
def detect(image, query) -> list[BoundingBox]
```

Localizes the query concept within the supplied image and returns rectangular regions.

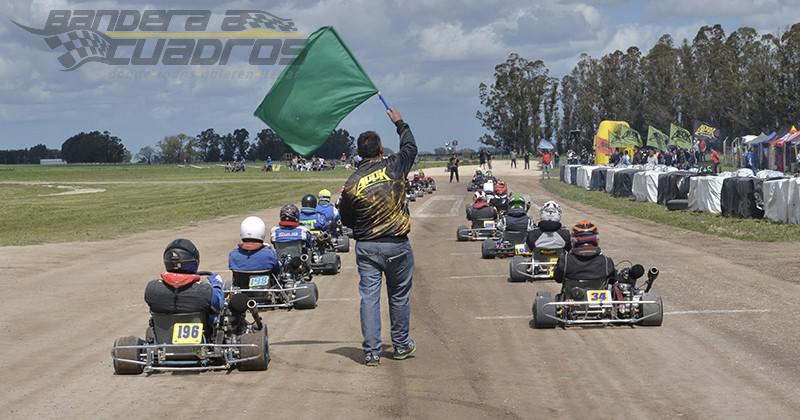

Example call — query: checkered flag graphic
[239,11,297,32]
[43,29,112,70]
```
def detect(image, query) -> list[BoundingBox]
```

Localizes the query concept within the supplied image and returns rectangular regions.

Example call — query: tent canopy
[538,140,554,150]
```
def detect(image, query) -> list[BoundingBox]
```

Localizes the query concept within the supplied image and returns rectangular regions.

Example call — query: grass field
[0,161,451,246]
[540,178,800,242]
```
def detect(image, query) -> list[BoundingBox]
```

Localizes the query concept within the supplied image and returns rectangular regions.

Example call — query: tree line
[137,128,355,164]
[478,23,800,152]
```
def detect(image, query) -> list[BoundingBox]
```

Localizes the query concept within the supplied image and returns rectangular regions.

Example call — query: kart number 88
[172,323,204,344]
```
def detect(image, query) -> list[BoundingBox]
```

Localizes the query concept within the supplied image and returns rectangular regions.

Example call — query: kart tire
[294,281,318,310]
[481,239,496,259]
[322,252,339,275]
[639,294,663,326]
[335,235,350,253]
[532,295,557,329]
[112,336,144,375]
[416,190,424,197]
[456,225,470,242]
[238,327,269,371]
[409,194,416,202]
[508,256,528,283]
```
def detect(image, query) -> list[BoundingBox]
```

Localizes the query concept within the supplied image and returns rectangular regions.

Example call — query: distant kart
[111,273,269,374]
[480,231,530,259]
[307,230,341,275]
[330,221,351,253]
[228,253,318,311]
[531,262,664,328]
[508,248,564,282]
[456,219,499,241]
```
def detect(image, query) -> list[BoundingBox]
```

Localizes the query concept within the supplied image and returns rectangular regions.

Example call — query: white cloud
[418,22,506,60]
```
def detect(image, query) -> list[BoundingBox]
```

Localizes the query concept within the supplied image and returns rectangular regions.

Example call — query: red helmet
[494,182,508,195]
[571,220,598,247]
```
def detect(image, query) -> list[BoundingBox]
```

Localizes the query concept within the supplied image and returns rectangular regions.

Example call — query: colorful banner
[669,123,693,149]
[692,120,721,144]
[646,126,669,151]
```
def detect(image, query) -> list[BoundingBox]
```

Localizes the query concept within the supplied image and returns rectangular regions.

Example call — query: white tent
[763,179,790,223]
[787,178,800,224]
[577,166,598,189]
[632,171,660,203]
[563,164,576,184]
[688,176,725,214]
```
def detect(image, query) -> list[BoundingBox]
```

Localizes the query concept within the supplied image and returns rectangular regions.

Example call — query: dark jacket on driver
[466,200,497,221]
[145,273,224,314]
[501,208,533,232]
[527,220,571,251]
[339,121,417,242]
[490,196,509,214]
[553,246,615,284]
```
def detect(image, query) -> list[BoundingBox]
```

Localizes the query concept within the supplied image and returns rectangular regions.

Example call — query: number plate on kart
[587,290,611,304]
[172,323,203,344]
[483,221,495,228]
[514,244,528,255]
[249,275,269,287]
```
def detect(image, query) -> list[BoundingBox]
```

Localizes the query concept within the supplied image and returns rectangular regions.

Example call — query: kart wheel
[335,235,350,253]
[321,253,339,275]
[508,256,528,282]
[112,336,144,375]
[481,240,496,259]
[294,281,318,310]
[532,295,557,329]
[409,194,416,202]
[238,327,269,371]
[639,294,663,326]
[456,225,469,242]
[416,190,424,197]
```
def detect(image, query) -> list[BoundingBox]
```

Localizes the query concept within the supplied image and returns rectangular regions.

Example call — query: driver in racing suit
[271,204,313,254]
[553,220,616,295]
[315,189,340,234]
[526,201,571,253]
[145,239,224,316]
[466,191,498,225]
[228,216,279,275]
[490,182,510,215]
[497,193,533,238]
[299,194,331,232]
[471,170,485,189]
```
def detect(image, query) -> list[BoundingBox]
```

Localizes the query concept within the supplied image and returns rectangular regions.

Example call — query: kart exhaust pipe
[246,299,258,310]
[300,254,309,262]
[645,267,659,293]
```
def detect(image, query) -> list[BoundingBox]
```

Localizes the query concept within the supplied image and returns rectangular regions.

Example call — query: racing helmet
[301,194,317,209]
[240,216,266,242]
[540,200,562,223]
[280,203,300,223]
[495,182,508,196]
[473,191,486,201]
[571,220,599,247]
[475,169,483,176]
[318,189,332,203]
[483,181,494,195]
[485,170,493,177]
[509,194,525,209]
[163,239,199,274]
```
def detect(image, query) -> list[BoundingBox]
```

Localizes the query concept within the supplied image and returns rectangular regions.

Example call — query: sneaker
[365,353,380,366]
[393,341,416,360]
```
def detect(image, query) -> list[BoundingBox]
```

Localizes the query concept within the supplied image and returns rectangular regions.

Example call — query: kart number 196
[249,276,270,287]
[514,244,527,255]
[587,290,610,304]
[172,323,203,344]
[483,221,495,228]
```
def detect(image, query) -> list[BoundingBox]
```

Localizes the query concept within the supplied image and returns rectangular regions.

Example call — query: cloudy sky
[1,0,799,155]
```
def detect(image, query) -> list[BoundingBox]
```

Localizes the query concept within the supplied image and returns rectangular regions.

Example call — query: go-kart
[531,262,664,328]
[424,177,436,193]
[307,230,341,275]
[111,276,269,374]
[456,219,499,241]
[228,252,318,311]
[329,221,351,253]
[509,248,564,282]
[481,231,530,259]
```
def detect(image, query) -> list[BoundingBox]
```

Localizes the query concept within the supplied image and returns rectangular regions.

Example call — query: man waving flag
[254,26,379,156]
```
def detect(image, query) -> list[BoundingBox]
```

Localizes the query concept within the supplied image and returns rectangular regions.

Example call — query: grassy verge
[540,178,800,242]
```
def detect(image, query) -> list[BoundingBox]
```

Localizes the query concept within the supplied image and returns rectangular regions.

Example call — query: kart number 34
[249,276,270,287]
[514,244,528,255]
[172,323,203,344]
[483,221,495,228]
[587,290,611,304]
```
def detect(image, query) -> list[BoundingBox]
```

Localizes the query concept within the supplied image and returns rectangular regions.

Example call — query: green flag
[608,131,624,148]
[669,123,693,149]
[647,126,669,151]
[619,126,643,147]
[254,27,378,156]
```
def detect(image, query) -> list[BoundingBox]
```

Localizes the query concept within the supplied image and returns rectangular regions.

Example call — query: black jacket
[145,277,214,314]
[553,247,615,284]
[501,208,532,232]
[340,121,417,241]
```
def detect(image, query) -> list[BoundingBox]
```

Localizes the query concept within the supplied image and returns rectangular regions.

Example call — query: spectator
[479,149,487,170]
[510,150,517,168]
[540,149,552,179]
[523,151,531,170]
[448,154,460,183]
[711,148,720,174]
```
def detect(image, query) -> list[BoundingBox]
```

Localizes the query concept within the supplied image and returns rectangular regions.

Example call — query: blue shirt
[299,207,330,231]
[228,246,279,273]
[315,202,340,224]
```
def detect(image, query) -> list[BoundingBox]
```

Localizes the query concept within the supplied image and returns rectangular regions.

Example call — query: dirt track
[2,162,800,419]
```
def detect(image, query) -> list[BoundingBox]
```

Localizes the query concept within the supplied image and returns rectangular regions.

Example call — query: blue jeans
[355,240,414,355]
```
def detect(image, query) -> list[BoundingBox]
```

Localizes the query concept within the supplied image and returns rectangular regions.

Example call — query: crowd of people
[289,155,336,171]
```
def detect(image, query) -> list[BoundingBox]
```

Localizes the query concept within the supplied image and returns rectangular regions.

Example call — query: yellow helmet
[318,189,332,200]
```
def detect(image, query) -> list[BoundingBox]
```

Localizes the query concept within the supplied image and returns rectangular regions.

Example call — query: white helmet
[473,191,486,201]
[540,201,562,223]
[240,216,267,242]
[483,181,494,194]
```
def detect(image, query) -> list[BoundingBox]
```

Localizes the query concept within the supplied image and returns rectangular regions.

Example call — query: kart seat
[274,241,305,259]
[150,312,209,359]
[471,218,496,229]
[502,230,527,244]
[231,270,272,290]
[561,277,609,294]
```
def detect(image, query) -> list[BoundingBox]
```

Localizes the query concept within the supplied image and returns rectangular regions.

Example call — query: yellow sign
[172,323,203,344]
[356,167,391,195]
[587,290,611,304]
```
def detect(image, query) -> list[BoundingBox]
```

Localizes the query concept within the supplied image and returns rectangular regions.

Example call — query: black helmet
[301,194,317,209]
[163,238,199,274]
[280,203,300,223]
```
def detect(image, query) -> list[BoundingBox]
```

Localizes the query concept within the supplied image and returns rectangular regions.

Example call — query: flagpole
[378,92,390,111]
